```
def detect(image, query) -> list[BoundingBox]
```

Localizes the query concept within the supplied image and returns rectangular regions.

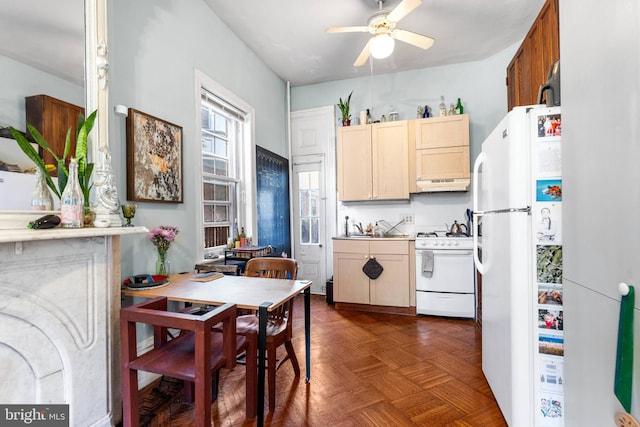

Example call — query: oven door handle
[416,249,472,256]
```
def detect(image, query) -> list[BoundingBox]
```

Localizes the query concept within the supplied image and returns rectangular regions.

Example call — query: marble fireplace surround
[0,223,146,426]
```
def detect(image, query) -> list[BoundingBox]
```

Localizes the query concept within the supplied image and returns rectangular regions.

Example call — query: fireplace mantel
[0,222,146,426]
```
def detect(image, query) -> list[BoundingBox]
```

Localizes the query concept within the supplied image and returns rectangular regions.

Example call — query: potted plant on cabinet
[338,90,353,126]
[11,110,98,225]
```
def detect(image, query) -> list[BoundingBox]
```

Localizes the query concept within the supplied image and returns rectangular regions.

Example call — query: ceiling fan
[326,0,435,67]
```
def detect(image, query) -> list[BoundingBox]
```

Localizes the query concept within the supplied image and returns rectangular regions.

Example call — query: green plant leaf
[27,124,61,164]
[9,127,61,198]
[63,127,72,164]
[57,160,68,195]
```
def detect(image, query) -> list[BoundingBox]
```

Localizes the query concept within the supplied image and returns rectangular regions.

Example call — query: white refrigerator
[473,105,564,426]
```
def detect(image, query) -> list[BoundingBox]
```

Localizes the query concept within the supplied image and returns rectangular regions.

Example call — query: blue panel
[256,146,291,257]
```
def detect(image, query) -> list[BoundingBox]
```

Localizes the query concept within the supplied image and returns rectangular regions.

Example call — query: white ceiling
[0,0,545,88]
[204,0,545,86]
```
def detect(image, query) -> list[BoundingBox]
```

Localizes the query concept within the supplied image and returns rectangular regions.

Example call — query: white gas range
[415,231,476,318]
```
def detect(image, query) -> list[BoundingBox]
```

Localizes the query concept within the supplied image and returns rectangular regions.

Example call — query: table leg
[257,301,271,427]
[304,287,311,382]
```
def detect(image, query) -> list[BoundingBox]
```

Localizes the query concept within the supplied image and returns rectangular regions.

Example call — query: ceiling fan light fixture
[370,33,395,59]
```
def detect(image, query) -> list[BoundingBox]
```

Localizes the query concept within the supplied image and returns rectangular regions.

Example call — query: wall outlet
[402,214,414,224]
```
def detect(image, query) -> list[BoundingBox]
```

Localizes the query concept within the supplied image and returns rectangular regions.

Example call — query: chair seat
[235,314,288,337]
[127,331,244,382]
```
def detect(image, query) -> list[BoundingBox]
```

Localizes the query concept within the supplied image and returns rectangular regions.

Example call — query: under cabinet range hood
[416,177,470,192]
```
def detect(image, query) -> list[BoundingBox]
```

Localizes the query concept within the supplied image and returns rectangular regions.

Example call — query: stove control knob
[452,240,459,246]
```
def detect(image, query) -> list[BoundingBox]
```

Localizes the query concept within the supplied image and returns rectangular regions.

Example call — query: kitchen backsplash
[337,188,473,236]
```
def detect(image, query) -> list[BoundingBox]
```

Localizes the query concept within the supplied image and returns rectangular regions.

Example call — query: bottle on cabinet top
[439,96,447,117]
[456,98,464,115]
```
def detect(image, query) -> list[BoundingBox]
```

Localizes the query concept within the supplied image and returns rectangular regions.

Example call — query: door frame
[290,106,337,293]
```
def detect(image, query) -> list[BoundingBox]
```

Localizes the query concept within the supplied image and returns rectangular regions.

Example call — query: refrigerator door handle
[474,207,531,215]
[472,152,486,273]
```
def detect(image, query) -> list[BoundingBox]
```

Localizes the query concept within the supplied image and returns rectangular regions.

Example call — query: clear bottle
[60,158,84,228]
[439,96,447,117]
[31,168,53,211]
[455,98,464,115]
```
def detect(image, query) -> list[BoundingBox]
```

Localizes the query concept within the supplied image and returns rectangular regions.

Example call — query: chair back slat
[244,258,297,280]
[243,257,297,325]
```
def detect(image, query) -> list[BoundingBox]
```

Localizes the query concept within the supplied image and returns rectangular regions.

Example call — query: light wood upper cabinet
[412,114,470,192]
[337,124,371,201]
[337,121,409,201]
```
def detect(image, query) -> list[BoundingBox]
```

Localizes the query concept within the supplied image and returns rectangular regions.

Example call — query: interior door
[292,155,326,294]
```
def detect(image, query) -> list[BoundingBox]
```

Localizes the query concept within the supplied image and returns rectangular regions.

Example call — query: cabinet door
[415,115,469,150]
[416,146,470,181]
[370,253,410,307]
[333,251,370,304]
[337,125,371,201]
[26,95,85,176]
[372,121,409,200]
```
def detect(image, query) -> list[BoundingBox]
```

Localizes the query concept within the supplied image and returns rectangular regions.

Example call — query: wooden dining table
[122,272,312,426]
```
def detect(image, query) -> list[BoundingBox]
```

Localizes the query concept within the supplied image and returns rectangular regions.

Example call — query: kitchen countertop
[333,235,415,241]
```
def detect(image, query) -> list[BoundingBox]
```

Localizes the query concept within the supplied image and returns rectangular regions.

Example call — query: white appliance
[473,105,564,426]
[415,231,475,318]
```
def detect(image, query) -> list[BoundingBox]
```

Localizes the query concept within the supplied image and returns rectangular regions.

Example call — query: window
[200,88,247,254]
[298,170,319,244]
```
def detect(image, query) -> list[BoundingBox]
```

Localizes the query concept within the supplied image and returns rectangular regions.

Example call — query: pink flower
[148,225,179,253]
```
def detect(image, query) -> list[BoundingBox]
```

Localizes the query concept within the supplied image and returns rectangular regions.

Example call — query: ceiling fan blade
[326,26,370,34]
[386,0,422,24]
[392,29,434,49]
[354,38,373,67]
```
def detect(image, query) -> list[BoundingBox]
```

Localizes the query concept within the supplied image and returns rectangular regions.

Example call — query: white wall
[291,43,519,237]
[0,54,84,132]
[561,0,640,424]
[108,0,288,277]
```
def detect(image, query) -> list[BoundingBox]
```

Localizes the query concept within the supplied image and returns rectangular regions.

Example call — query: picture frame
[126,108,183,203]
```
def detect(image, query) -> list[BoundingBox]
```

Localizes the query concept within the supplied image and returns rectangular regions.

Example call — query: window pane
[214,137,227,157]
[214,205,229,222]
[202,135,214,153]
[298,170,319,245]
[214,183,229,201]
[311,218,319,244]
[301,218,310,244]
[203,204,214,222]
[201,107,211,130]
[204,226,229,249]
[215,158,229,177]
[214,113,227,136]
[203,156,215,174]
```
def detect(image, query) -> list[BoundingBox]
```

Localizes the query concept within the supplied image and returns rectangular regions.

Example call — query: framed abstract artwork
[126,108,183,203]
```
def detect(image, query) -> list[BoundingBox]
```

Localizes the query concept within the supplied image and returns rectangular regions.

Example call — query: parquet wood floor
[129,294,507,426]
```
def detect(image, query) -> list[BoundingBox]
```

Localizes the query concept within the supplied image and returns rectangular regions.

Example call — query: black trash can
[326,276,334,305]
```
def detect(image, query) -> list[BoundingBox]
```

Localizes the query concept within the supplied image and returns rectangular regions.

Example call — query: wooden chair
[120,297,239,427]
[237,257,301,411]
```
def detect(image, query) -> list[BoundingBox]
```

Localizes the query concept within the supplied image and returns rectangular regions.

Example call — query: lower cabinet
[333,239,410,307]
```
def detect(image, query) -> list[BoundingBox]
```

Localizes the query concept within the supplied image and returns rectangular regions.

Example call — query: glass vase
[156,250,170,276]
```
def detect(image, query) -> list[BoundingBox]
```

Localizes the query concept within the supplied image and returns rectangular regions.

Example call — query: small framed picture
[126,108,183,203]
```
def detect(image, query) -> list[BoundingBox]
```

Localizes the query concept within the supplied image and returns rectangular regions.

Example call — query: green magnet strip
[614,284,634,413]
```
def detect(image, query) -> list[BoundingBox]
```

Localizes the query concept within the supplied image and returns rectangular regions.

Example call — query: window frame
[195,71,256,262]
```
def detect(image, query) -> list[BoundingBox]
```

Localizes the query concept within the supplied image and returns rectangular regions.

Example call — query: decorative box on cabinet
[337,121,409,201]
[26,94,85,176]
[411,114,470,192]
